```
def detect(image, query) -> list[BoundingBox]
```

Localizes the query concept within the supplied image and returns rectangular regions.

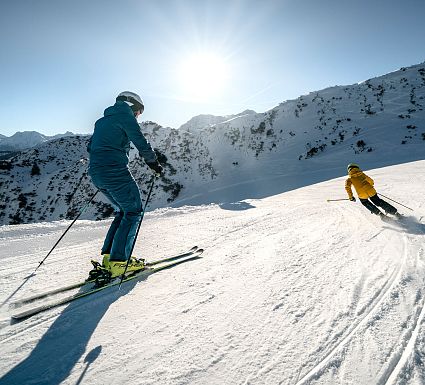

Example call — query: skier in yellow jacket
[345,163,399,217]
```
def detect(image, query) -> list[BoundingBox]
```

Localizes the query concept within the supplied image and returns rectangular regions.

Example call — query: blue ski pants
[89,167,142,261]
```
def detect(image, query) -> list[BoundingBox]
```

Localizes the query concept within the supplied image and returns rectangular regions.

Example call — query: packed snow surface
[0,160,424,385]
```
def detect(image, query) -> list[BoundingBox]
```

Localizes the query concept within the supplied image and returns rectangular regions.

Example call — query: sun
[178,52,229,101]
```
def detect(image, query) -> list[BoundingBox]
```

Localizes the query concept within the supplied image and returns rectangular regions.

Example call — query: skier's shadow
[219,201,256,211]
[382,215,425,235]
[1,278,140,385]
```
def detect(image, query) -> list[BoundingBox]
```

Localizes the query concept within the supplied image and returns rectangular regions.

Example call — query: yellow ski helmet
[347,163,360,172]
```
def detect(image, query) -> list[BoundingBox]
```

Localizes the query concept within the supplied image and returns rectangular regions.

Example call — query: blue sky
[0,0,424,136]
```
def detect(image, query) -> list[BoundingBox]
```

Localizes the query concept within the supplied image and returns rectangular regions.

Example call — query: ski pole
[378,193,413,211]
[119,174,156,289]
[1,187,99,307]
[327,198,351,202]
[34,189,99,273]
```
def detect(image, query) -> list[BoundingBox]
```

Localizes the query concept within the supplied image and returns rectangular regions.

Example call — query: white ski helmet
[116,91,144,113]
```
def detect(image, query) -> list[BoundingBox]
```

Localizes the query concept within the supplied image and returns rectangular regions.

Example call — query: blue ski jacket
[88,101,157,172]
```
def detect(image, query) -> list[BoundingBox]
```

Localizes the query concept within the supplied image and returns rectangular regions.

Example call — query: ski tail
[9,281,90,308]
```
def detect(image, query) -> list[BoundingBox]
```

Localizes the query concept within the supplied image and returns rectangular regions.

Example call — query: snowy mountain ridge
[178,109,257,132]
[0,130,75,152]
[0,62,424,225]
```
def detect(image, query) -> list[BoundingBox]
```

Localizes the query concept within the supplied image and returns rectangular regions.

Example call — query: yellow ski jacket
[345,167,377,199]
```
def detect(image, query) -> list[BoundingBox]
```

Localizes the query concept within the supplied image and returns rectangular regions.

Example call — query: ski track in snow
[295,210,425,385]
[293,235,407,385]
[0,161,425,385]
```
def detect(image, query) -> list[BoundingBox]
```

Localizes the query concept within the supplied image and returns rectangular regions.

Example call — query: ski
[10,246,199,308]
[380,212,404,222]
[11,249,203,321]
[146,246,198,266]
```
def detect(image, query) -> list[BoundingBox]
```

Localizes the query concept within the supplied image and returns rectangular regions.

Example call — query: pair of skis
[10,246,203,321]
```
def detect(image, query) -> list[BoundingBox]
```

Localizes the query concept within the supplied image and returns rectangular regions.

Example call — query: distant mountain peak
[179,110,257,132]
[239,109,257,115]
[0,131,75,151]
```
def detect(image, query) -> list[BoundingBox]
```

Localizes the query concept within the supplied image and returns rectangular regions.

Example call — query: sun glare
[178,52,229,101]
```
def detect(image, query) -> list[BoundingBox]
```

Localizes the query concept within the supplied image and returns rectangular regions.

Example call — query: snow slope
[0,160,424,385]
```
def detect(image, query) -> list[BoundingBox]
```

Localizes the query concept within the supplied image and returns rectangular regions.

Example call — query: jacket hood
[103,101,134,117]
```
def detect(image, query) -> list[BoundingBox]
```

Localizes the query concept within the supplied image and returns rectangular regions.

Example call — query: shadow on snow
[1,278,141,385]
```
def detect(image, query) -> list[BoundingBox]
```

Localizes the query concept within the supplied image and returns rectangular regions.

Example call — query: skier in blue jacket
[88,91,163,278]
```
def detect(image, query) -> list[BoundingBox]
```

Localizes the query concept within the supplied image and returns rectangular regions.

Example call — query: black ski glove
[349,197,356,202]
[146,161,163,176]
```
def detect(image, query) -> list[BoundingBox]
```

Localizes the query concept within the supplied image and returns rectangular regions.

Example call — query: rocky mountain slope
[0,62,424,225]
